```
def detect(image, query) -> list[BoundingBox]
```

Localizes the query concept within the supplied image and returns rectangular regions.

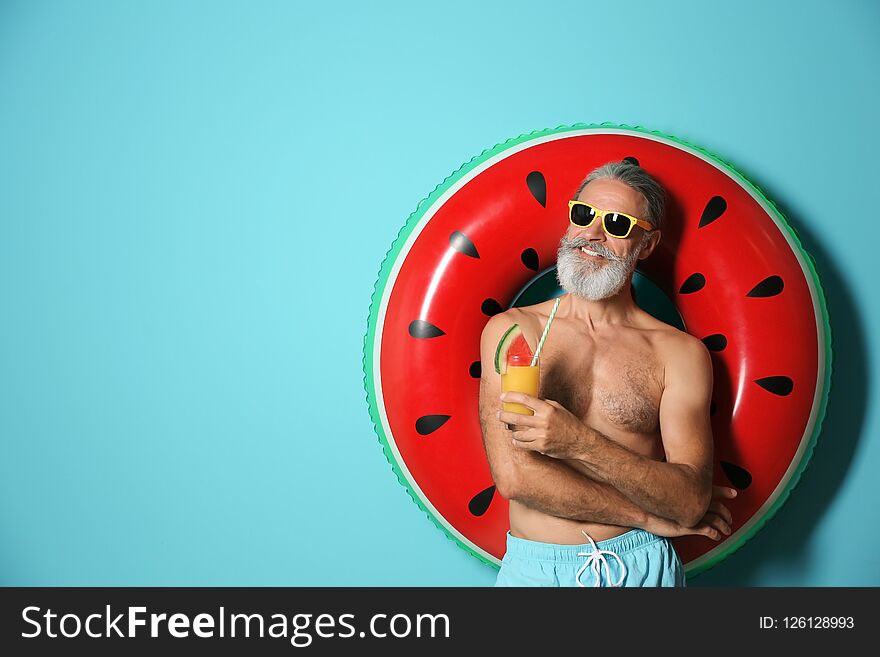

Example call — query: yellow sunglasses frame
[568,200,655,239]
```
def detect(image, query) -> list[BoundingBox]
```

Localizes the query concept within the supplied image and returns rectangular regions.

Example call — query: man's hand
[643,486,737,541]
[497,391,588,460]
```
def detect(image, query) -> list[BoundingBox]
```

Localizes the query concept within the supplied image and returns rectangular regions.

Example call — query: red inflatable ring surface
[363,123,831,576]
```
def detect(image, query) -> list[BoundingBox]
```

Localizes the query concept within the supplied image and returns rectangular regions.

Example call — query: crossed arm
[479,313,724,536]
[559,336,713,526]
[480,373,652,528]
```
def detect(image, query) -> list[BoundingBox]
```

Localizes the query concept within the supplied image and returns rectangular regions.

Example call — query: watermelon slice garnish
[494,324,533,374]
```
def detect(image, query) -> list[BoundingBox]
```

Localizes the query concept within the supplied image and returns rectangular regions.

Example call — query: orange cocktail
[501,354,539,415]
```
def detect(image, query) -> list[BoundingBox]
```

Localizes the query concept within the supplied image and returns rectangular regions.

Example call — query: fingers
[708,500,733,526]
[712,485,738,500]
[704,511,731,537]
[691,523,723,542]
[691,512,732,542]
[497,409,540,427]
[499,391,546,411]
[708,485,736,528]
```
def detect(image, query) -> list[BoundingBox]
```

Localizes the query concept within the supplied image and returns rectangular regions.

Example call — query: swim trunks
[495,529,686,587]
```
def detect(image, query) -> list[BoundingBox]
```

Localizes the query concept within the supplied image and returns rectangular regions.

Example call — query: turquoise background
[1,0,878,585]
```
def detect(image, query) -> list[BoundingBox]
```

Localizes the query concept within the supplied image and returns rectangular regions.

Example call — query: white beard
[555,235,644,301]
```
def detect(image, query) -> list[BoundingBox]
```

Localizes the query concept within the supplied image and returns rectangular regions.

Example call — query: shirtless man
[479,160,737,587]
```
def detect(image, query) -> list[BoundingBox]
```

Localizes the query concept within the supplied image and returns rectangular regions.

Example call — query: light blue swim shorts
[495,529,686,587]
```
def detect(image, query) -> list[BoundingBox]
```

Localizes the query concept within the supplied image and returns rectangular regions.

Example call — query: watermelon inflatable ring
[363,123,831,577]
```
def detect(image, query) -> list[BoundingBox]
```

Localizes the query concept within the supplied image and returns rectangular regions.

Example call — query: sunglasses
[568,200,655,239]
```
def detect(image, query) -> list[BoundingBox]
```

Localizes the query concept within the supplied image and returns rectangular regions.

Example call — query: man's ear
[637,230,661,260]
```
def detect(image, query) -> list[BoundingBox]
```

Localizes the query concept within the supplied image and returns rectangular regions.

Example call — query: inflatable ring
[364,123,831,576]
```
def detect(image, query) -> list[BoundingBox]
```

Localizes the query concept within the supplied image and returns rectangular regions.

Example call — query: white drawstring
[575,531,627,587]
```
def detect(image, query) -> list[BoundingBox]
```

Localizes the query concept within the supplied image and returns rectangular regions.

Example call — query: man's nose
[574,218,606,243]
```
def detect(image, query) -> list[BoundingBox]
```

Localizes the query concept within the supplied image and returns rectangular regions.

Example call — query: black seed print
[415,414,451,436]
[699,196,727,228]
[721,461,753,490]
[623,156,640,166]
[526,171,547,207]
[755,376,794,396]
[469,361,481,379]
[747,275,784,298]
[468,485,496,516]
[408,320,445,338]
[481,298,504,317]
[702,334,728,352]
[679,273,706,294]
[449,230,480,258]
[521,248,539,272]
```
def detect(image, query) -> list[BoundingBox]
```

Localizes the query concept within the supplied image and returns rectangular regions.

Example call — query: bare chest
[537,340,663,436]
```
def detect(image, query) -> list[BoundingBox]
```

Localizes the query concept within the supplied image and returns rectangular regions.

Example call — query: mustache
[560,236,623,262]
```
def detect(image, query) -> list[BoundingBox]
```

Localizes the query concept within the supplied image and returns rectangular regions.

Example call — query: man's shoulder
[652,324,712,378]
[651,322,705,352]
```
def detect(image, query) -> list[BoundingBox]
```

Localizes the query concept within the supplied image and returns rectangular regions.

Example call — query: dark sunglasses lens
[571,203,596,227]
[603,213,631,237]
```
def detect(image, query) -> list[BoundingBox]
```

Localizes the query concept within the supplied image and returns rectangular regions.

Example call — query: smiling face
[556,178,661,300]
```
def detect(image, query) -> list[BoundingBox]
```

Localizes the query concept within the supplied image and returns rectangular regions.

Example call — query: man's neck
[560,281,639,327]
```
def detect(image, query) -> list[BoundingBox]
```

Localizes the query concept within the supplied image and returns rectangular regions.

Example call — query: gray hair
[573,160,666,230]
